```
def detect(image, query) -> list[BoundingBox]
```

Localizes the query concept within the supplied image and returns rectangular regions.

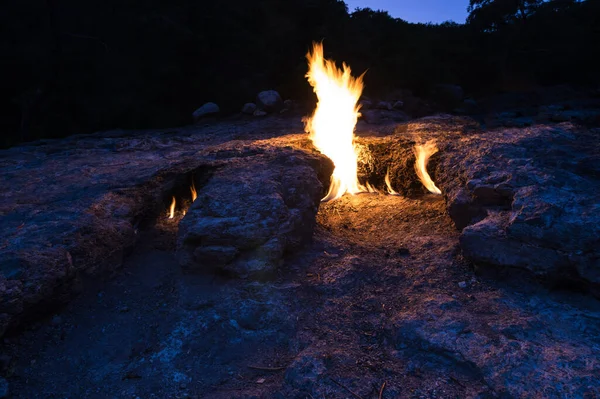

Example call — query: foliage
[467,0,543,29]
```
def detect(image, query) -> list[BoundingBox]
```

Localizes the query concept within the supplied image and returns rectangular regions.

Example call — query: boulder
[436,121,600,286]
[256,90,283,112]
[192,102,219,122]
[393,100,404,109]
[241,103,257,115]
[177,147,332,277]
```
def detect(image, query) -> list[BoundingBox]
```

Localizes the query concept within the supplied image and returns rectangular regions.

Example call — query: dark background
[2,0,599,147]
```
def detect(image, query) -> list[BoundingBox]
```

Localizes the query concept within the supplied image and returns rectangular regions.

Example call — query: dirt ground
[4,188,600,398]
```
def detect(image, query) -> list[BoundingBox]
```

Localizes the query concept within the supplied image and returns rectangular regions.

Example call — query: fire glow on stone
[304,42,367,202]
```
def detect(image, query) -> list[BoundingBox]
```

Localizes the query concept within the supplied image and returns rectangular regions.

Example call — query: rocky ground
[1,114,600,398]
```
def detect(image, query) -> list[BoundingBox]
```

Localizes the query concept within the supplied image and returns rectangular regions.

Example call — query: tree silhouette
[467,0,543,30]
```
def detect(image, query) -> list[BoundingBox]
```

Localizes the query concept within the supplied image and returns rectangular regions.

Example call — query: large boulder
[177,146,332,277]
[256,90,283,113]
[436,122,600,286]
[192,102,219,122]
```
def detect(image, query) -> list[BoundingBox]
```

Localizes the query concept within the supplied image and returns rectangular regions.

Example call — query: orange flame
[365,181,380,194]
[168,196,176,219]
[385,169,400,195]
[304,42,366,201]
[190,181,197,202]
[414,141,441,194]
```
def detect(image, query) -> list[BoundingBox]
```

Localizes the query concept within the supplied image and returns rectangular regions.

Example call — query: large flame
[304,43,366,201]
[414,140,442,194]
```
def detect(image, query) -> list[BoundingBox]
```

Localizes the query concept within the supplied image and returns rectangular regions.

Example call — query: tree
[467,0,543,30]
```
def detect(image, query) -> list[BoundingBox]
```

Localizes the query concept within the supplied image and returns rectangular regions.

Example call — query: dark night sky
[344,0,469,24]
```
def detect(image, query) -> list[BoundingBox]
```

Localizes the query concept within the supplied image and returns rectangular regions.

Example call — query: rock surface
[0,119,323,336]
[177,145,331,276]
[1,115,600,398]
[256,90,283,112]
[356,115,600,289]
[192,102,219,121]
[433,119,600,287]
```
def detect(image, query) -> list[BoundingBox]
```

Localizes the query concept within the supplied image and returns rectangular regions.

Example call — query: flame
[413,140,442,194]
[190,181,197,202]
[169,196,176,219]
[365,181,380,194]
[304,42,366,201]
[385,169,400,195]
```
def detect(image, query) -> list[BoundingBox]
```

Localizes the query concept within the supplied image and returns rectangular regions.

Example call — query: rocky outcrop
[177,146,332,277]
[0,118,325,337]
[436,121,600,286]
[192,102,219,121]
[355,115,600,289]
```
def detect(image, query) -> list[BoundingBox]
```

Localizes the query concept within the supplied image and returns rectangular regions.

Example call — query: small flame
[385,169,400,195]
[190,181,197,202]
[304,42,366,201]
[365,181,380,194]
[168,196,176,219]
[414,140,442,194]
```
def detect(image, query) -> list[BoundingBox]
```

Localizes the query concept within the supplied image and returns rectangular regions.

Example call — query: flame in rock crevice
[304,42,366,201]
[365,181,380,194]
[385,169,400,196]
[168,196,176,219]
[190,181,197,202]
[414,140,442,195]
